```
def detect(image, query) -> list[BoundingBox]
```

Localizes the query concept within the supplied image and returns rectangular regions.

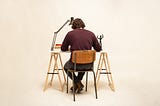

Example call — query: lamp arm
[51,20,70,51]
[55,20,70,33]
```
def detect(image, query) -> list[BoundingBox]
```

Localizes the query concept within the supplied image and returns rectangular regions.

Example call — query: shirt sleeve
[61,33,70,51]
[92,34,102,52]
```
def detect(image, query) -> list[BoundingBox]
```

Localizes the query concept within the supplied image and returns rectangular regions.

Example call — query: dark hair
[72,18,85,29]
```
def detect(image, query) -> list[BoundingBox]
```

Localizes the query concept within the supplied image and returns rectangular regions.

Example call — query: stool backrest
[72,50,96,64]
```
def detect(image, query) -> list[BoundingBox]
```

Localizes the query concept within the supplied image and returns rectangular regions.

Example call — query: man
[61,18,102,93]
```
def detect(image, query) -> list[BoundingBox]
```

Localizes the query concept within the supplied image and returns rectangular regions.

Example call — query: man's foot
[80,81,84,89]
[70,83,78,91]
[76,81,84,93]
[70,81,84,93]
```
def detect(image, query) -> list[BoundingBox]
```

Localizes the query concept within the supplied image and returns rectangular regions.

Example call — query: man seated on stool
[61,18,102,93]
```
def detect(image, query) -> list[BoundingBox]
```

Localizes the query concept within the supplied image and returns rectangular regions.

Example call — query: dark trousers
[64,60,93,83]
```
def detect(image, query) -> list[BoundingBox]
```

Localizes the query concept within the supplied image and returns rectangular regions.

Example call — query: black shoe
[70,81,84,93]
[76,81,84,93]
[70,83,78,91]
[80,81,84,89]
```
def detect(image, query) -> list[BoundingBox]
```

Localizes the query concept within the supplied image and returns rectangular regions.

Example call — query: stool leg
[67,70,69,93]
[72,71,75,101]
[93,71,98,99]
[85,72,88,91]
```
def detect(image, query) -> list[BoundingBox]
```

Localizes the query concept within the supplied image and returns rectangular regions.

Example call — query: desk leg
[103,53,111,85]
[44,52,66,92]
[96,53,103,87]
[50,54,58,86]
[43,55,53,91]
[59,53,66,82]
[96,52,115,91]
[105,53,115,91]
[51,53,64,91]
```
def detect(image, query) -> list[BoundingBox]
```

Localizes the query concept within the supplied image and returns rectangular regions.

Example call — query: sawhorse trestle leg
[96,52,115,91]
[43,52,66,92]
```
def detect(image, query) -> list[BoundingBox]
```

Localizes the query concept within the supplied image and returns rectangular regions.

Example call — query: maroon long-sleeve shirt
[61,28,102,59]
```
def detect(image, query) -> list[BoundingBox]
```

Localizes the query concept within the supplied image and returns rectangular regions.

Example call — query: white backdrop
[0,0,160,106]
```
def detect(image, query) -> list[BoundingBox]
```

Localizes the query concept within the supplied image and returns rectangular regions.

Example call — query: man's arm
[61,34,70,51]
[92,35,102,52]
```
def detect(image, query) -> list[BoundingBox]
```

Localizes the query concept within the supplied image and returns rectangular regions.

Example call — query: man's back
[61,28,101,52]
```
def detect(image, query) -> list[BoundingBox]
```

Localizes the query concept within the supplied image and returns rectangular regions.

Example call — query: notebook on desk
[50,44,70,53]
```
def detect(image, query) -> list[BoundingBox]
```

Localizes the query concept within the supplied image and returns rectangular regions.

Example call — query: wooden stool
[96,52,115,91]
[43,51,66,91]
[66,50,98,101]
